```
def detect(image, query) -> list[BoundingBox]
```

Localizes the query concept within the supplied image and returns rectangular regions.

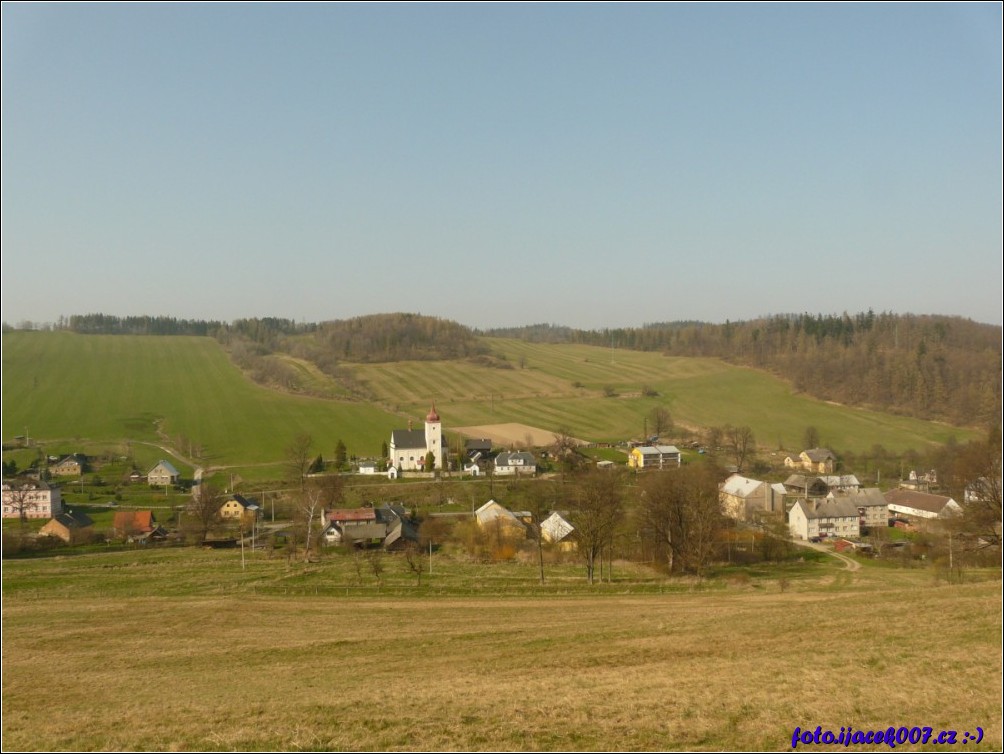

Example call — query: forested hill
[483,313,1002,427]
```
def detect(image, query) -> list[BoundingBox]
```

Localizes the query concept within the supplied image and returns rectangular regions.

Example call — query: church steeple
[426,402,440,423]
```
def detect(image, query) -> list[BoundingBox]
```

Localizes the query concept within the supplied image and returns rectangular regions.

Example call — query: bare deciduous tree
[2,481,40,525]
[648,407,673,438]
[637,464,724,575]
[567,470,624,584]
[286,433,314,492]
[725,425,756,472]
[187,481,223,544]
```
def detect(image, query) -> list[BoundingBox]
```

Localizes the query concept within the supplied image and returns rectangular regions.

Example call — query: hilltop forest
[24,310,1001,429]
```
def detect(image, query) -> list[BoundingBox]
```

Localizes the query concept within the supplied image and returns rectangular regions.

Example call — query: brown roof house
[40,510,94,544]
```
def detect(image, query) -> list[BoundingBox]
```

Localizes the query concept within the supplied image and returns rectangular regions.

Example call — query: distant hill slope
[484,313,1002,427]
[1,331,976,465]
[1,331,401,466]
[55,311,1001,428]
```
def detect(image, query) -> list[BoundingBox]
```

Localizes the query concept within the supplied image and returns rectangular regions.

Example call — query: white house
[389,404,443,471]
[884,488,962,521]
[148,460,180,487]
[2,481,63,519]
[494,451,537,476]
[628,445,682,469]
[788,497,861,541]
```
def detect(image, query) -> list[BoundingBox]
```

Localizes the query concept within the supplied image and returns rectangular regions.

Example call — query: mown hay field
[2,548,1000,751]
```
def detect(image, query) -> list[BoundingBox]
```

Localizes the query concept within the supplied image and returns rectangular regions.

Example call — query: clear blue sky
[2,3,1001,329]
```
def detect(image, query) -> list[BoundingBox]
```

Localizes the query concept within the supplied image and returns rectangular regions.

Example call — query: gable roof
[883,488,958,515]
[326,508,378,523]
[391,430,428,449]
[495,451,537,466]
[720,474,764,498]
[475,499,519,526]
[541,511,575,542]
[51,510,94,529]
[224,494,260,511]
[113,510,156,532]
[150,460,179,476]
[802,448,836,462]
[794,498,859,520]
[829,487,887,508]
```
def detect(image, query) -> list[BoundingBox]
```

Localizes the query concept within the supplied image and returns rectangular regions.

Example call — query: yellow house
[628,445,682,470]
[219,494,260,524]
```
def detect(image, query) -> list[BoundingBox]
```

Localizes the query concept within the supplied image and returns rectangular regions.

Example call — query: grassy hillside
[2,548,1000,751]
[2,332,975,470]
[1,331,400,467]
[350,338,975,452]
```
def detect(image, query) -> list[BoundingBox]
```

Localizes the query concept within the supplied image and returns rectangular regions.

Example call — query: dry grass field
[2,549,1001,752]
[453,422,587,448]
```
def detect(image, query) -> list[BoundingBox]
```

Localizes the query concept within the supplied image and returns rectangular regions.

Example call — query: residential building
[494,451,537,476]
[2,481,63,519]
[827,488,888,530]
[627,445,682,470]
[785,474,861,497]
[784,448,837,474]
[50,454,86,476]
[112,510,167,541]
[219,494,260,522]
[148,460,180,487]
[788,497,861,541]
[321,504,418,548]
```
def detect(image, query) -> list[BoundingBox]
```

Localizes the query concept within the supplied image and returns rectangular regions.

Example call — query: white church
[389,404,444,471]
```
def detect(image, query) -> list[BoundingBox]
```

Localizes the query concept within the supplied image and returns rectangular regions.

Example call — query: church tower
[425,403,443,470]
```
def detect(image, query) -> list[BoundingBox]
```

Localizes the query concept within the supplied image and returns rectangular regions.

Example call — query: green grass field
[2,332,976,475]
[2,548,1000,751]
[2,331,402,468]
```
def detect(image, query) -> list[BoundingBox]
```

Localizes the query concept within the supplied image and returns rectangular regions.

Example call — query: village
[2,402,986,574]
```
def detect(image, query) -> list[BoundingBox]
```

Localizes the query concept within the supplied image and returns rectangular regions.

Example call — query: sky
[2,3,1001,330]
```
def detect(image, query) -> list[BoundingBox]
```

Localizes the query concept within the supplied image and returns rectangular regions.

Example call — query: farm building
[719,474,786,520]
[883,489,961,521]
[784,448,837,474]
[39,510,94,544]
